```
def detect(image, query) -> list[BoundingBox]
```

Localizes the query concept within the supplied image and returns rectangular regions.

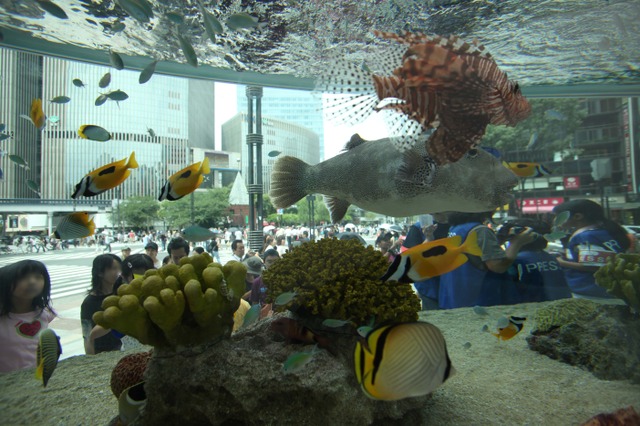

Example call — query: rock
[142,315,430,425]
[527,302,640,383]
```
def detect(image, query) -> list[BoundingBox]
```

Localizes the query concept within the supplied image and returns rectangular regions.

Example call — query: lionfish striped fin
[374,30,493,60]
[383,112,426,153]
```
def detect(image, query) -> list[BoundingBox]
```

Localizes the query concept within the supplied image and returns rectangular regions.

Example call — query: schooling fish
[317,31,531,164]
[159,157,210,201]
[270,134,517,223]
[54,212,96,239]
[283,346,318,373]
[354,322,454,401]
[382,231,482,283]
[71,152,138,198]
[491,316,526,341]
[241,304,261,329]
[72,78,85,88]
[504,161,552,178]
[30,98,46,130]
[35,328,62,387]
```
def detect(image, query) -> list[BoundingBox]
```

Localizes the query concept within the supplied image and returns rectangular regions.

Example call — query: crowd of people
[0,198,635,373]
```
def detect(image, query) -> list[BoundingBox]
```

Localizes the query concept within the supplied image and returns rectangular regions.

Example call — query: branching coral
[263,239,420,326]
[594,253,640,311]
[93,253,248,348]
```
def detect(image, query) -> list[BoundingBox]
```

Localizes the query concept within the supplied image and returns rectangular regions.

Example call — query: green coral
[595,253,640,311]
[533,298,598,333]
[93,253,246,348]
[262,239,420,326]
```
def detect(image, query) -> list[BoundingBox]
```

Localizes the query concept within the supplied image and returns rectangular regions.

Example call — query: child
[0,260,56,373]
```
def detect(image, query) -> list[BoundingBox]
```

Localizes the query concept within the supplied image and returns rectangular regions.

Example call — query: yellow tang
[504,161,552,178]
[71,152,138,198]
[35,328,62,387]
[354,322,455,401]
[54,212,96,240]
[159,157,210,201]
[382,231,482,283]
[30,98,46,130]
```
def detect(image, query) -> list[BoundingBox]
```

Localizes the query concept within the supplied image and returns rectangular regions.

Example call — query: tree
[482,98,588,157]
[110,195,160,229]
[158,187,231,230]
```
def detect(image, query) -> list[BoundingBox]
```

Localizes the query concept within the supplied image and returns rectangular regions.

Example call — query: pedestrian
[438,211,536,309]
[121,246,132,260]
[0,260,56,373]
[81,254,123,354]
[160,233,167,251]
[552,199,630,299]
[207,237,221,264]
[144,242,162,268]
[231,240,248,262]
[167,237,190,265]
[85,254,154,355]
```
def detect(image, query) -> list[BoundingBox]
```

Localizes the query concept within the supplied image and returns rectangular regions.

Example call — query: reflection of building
[0,47,216,202]
[221,113,320,193]
[237,86,325,159]
[505,98,640,223]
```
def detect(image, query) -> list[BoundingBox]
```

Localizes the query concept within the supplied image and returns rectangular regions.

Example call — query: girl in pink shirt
[0,259,56,373]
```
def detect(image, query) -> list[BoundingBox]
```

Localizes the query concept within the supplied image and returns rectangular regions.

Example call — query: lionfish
[316,31,531,165]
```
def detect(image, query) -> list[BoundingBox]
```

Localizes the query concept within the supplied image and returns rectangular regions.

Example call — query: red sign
[563,176,580,189]
[517,197,565,213]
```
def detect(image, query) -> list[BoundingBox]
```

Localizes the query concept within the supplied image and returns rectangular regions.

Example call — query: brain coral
[533,298,598,333]
[262,238,420,326]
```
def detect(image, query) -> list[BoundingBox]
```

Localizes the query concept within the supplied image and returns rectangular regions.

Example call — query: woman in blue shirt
[552,199,630,298]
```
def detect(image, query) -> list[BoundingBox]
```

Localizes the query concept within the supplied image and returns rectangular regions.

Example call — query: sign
[563,176,580,189]
[517,197,564,213]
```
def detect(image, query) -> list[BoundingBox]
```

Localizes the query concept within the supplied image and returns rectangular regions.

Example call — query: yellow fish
[504,161,552,178]
[71,152,138,198]
[354,322,455,401]
[381,231,482,283]
[491,316,526,341]
[35,328,62,387]
[159,157,210,201]
[54,212,96,240]
[30,98,46,130]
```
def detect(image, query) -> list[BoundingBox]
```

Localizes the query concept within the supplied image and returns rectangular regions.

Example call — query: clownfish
[504,161,552,178]
[354,322,455,401]
[54,212,96,240]
[159,157,210,201]
[71,152,138,198]
[381,231,482,283]
[35,328,62,387]
[491,316,526,341]
[30,98,46,130]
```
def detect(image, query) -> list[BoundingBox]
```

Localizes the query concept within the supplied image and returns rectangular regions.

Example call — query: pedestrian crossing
[0,247,144,267]
[47,264,93,299]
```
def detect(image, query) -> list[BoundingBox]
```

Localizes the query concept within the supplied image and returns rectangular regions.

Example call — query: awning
[522,205,556,214]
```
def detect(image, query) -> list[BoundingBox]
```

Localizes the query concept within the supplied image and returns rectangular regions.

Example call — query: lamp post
[306,194,316,240]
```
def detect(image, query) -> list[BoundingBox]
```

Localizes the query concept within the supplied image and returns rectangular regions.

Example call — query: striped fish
[54,212,96,240]
[35,328,62,387]
[354,322,455,401]
[316,31,531,165]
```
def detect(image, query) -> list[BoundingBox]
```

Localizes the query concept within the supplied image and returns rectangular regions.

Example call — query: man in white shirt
[231,240,246,262]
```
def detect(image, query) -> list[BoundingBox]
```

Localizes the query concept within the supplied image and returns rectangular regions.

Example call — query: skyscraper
[0,47,215,203]
[236,86,325,159]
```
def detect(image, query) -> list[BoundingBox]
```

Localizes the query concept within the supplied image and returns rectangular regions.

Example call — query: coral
[93,253,246,348]
[579,406,640,426]
[532,298,598,333]
[110,351,152,398]
[594,253,640,311]
[262,239,420,326]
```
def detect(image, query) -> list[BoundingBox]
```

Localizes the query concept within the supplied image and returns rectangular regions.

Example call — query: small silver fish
[473,305,489,316]
[241,304,261,329]
[139,61,157,84]
[322,318,351,328]
[274,291,297,306]
[99,72,111,89]
[283,346,318,373]
[270,134,518,222]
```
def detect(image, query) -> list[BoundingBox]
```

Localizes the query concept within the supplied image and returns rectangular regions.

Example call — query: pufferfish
[159,157,210,201]
[354,322,455,400]
[316,31,531,165]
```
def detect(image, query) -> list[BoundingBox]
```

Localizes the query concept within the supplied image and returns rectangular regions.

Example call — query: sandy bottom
[0,302,638,425]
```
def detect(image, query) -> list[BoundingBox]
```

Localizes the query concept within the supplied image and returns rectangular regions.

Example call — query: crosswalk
[47,264,93,299]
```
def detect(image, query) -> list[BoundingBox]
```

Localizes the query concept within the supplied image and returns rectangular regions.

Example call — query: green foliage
[482,98,588,156]
[158,187,231,229]
[111,195,160,229]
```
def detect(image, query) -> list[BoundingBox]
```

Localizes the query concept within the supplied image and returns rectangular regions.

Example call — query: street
[0,242,237,360]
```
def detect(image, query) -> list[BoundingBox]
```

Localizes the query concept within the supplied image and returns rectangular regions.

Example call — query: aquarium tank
[0,0,639,425]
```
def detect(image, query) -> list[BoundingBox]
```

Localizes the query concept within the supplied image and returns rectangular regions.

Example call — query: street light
[306,194,316,240]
